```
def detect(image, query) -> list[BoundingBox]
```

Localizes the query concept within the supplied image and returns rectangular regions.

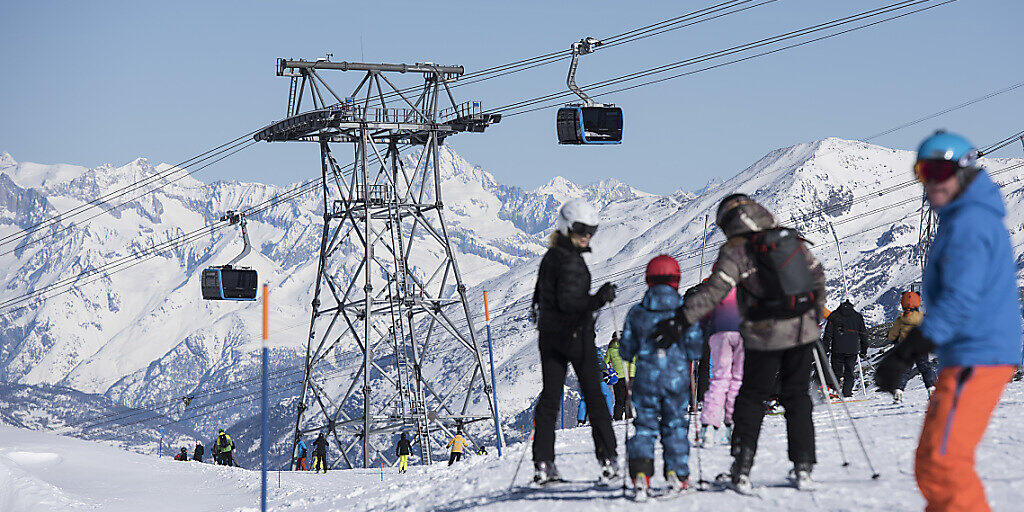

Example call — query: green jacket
[604,339,636,378]
[214,433,234,454]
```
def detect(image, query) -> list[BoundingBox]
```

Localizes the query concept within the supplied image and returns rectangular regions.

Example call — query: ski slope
[3,380,1023,511]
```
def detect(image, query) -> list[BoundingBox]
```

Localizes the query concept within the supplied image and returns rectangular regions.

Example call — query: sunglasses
[569,222,598,237]
[914,159,959,184]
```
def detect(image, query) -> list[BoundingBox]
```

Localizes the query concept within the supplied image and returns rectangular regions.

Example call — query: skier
[396,433,411,474]
[192,442,204,462]
[174,447,188,461]
[656,194,826,493]
[886,291,937,403]
[530,199,619,485]
[822,300,868,397]
[575,361,615,426]
[446,430,466,466]
[312,432,328,473]
[875,131,1022,512]
[603,332,635,420]
[619,255,703,498]
[295,436,309,470]
[476,446,488,456]
[214,429,235,466]
[700,287,743,447]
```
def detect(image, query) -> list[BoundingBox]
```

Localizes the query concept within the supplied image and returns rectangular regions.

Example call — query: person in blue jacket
[876,130,1023,511]
[295,436,308,470]
[576,355,616,426]
[619,255,703,497]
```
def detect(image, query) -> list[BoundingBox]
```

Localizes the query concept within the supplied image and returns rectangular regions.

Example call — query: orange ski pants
[915,365,1013,512]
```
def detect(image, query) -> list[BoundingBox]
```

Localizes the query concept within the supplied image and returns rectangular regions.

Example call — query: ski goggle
[569,222,598,237]
[913,159,959,183]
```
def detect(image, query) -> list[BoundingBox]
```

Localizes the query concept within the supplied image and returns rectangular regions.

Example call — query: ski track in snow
[2,382,1024,511]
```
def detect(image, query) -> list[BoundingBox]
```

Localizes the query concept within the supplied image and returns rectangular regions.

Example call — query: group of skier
[528,130,1022,510]
[294,432,330,472]
[169,429,234,466]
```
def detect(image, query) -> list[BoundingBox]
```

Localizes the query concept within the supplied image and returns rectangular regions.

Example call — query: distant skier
[575,357,615,426]
[174,447,188,461]
[875,131,1022,512]
[823,300,868,397]
[700,287,744,447]
[656,194,827,493]
[530,199,619,485]
[886,291,936,403]
[214,429,236,466]
[192,442,204,462]
[295,436,308,471]
[619,255,703,498]
[476,446,488,456]
[312,432,329,473]
[446,430,466,466]
[603,333,635,420]
[396,433,411,474]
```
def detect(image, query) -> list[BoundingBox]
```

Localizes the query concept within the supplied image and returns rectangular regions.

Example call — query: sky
[2,0,1023,193]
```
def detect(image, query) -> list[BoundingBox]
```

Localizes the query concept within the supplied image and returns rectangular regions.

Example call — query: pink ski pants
[701,331,744,427]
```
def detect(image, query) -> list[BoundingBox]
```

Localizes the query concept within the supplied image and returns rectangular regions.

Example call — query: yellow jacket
[447,434,467,453]
[887,310,924,344]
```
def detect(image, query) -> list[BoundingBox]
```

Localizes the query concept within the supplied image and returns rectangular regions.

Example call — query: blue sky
[2,1,1022,193]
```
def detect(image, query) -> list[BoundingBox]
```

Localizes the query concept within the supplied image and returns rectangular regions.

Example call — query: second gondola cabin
[201,266,258,301]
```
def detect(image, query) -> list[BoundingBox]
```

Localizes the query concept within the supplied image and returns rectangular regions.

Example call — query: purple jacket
[706,288,740,334]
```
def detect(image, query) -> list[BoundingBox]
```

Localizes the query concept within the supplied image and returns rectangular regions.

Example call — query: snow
[2,380,1024,511]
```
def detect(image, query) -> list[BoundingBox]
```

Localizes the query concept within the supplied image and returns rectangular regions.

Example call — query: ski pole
[856,355,869,398]
[816,341,880,479]
[508,424,535,492]
[690,361,709,490]
[621,359,633,497]
[811,343,851,468]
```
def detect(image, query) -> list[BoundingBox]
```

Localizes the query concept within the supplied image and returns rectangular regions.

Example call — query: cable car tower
[254,58,501,468]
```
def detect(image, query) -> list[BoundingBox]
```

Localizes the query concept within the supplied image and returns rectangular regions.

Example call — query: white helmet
[555,199,600,236]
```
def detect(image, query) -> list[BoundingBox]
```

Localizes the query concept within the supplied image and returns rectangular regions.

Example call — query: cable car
[556,37,623,145]
[201,211,258,301]
[556,105,622,145]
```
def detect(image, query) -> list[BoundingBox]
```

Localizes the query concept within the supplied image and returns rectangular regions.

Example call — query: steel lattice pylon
[255,58,502,468]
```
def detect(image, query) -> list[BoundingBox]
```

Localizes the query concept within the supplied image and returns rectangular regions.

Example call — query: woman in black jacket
[531,199,618,485]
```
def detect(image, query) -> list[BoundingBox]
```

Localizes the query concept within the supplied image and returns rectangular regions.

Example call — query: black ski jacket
[823,301,868,355]
[193,444,204,461]
[534,234,606,344]
[313,436,329,455]
[396,438,412,456]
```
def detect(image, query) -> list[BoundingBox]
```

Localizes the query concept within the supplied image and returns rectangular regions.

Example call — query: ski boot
[664,470,690,494]
[697,425,714,447]
[632,473,651,502]
[893,389,903,404]
[532,461,561,486]
[577,420,586,427]
[720,424,733,446]
[787,462,815,491]
[717,447,755,495]
[628,458,654,500]
[599,458,621,486]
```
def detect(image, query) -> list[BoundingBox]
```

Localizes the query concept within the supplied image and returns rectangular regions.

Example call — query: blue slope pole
[484,292,503,456]
[261,284,269,512]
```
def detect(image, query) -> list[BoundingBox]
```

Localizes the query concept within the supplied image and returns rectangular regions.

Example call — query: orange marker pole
[260,284,269,512]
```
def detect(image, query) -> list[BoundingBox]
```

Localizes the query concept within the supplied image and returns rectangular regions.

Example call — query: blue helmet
[916,130,978,168]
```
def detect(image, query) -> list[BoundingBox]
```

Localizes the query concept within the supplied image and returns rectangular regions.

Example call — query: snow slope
[3,380,1024,511]
[2,138,1023,468]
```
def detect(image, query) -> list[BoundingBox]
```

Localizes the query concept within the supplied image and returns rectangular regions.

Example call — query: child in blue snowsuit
[576,359,616,426]
[619,255,703,492]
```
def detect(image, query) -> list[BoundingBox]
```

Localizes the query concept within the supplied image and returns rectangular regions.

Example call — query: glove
[654,310,691,349]
[595,282,617,305]
[875,327,935,393]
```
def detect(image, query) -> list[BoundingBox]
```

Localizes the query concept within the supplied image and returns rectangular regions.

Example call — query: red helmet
[646,255,681,290]
[900,291,921,310]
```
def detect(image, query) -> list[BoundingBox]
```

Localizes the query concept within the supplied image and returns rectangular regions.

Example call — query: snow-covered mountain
[1,138,1022,465]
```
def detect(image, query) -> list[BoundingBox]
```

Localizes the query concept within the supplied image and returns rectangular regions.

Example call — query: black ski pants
[831,352,859,397]
[533,331,617,463]
[696,336,711,401]
[448,452,462,466]
[612,379,632,420]
[731,344,816,464]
